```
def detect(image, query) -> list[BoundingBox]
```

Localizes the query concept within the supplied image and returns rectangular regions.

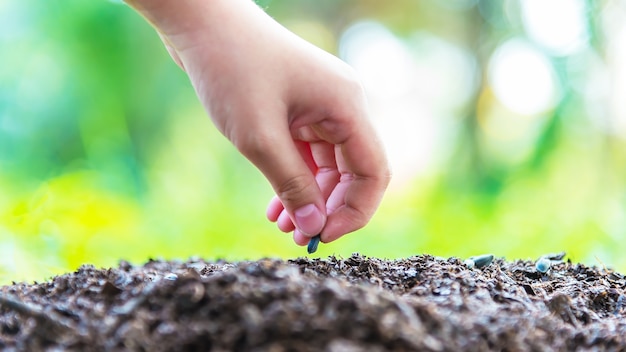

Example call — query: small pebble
[163,273,178,281]
[307,235,321,254]
[536,257,551,273]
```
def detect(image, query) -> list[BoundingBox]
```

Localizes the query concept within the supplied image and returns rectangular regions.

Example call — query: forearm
[125,0,306,121]
[125,0,269,52]
[125,0,214,32]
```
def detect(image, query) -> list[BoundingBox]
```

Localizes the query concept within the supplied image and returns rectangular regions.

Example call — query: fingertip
[266,196,284,222]
[293,229,310,246]
[319,206,368,243]
[277,210,296,232]
[293,203,325,236]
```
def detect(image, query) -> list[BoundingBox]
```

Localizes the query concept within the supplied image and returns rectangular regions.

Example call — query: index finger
[320,116,391,242]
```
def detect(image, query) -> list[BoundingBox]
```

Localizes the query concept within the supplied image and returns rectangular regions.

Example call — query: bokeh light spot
[488,38,559,116]
[521,0,589,56]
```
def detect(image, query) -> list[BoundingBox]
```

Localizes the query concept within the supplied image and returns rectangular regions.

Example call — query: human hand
[127,0,390,245]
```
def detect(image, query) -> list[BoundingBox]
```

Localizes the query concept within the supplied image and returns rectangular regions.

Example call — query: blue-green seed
[307,235,321,254]
[163,273,177,281]
[468,254,494,269]
[536,257,551,273]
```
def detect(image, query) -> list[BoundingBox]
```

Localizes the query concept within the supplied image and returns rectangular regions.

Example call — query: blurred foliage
[2,0,626,283]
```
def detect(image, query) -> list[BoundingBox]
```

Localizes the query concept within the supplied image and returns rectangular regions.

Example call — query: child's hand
[127,0,390,245]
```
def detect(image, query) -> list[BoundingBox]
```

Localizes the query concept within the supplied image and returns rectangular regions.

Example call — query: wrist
[126,0,211,36]
[127,0,271,55]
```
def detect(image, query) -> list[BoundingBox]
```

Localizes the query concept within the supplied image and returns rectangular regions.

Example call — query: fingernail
[294,204,324,236]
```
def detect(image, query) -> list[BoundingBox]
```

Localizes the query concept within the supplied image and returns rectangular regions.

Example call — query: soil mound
[1,254,625,351]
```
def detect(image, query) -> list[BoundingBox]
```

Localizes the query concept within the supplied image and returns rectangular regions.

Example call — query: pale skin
[126,0,391,246]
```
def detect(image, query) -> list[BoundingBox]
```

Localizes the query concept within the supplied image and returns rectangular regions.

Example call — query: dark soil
[1,253,626,351]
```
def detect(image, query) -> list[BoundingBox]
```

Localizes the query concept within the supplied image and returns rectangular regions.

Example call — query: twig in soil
[542,252,566,261]
[0,292,84,337]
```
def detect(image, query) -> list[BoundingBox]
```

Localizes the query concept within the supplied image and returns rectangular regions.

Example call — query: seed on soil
[465,254,494,269]
[536,257,551,273]
[542,251,566,261]
[163,273,178,281]
[307,234,321,254]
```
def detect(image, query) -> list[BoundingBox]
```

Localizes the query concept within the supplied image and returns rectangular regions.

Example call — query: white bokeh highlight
[521,0,589,56]
[489,38,559,116]
[339,21,476,186]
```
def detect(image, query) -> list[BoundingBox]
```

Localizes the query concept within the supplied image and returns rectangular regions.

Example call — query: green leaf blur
[2,0,625,283]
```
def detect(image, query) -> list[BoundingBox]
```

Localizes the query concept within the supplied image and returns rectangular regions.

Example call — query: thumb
[232,124,326,237]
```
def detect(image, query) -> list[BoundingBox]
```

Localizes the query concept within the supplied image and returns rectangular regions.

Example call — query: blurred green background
[2,0,626,283]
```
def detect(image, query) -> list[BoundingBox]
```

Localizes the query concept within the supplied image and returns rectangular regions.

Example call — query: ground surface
[1,253,625,351]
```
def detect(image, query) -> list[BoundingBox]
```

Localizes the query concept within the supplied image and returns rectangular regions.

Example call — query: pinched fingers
[232,120,327,239]
[267,140,340,239]
[267,118,390,245]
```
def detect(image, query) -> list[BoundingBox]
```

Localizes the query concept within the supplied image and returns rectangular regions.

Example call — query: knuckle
[350,207,370,228]
[231,127,275,160]
[276,174,312,204]
[339,66,366,95]
[331,70,367,118]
